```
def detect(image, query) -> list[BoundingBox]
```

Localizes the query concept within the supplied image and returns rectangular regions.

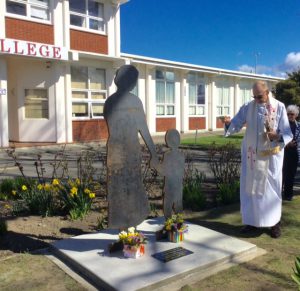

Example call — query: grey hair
[252,80,269,91]
[287,105,299,117]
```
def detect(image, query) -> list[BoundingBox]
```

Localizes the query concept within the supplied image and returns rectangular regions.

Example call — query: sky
[120,0,300,77]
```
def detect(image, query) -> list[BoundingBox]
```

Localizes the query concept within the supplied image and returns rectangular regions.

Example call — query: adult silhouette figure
[104,65,158,229]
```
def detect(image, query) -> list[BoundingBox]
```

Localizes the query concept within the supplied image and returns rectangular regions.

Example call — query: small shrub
[17,180,59,216]
[216,181,240,205]
[58,178,97,220]
[183,169,206,210]
[0,179,15,200]
[0,219,7,235]
[292,256,300,288]
[208,142,241,186]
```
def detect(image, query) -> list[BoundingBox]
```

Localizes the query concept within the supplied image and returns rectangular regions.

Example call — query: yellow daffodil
[11,190,17,196]
[52,179,59,186]
[75,178,80,186]
[5,204,11,209]
[44,183,51,191]
[21,185,27,191]
[118,231,127,240]
[89,192,95,199]
[70,187,78,196]
[128,227,135,233]
[84,188,91,194]
[37,184,43,191]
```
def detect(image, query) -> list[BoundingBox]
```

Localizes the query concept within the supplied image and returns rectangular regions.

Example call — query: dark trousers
[283,149,298,199]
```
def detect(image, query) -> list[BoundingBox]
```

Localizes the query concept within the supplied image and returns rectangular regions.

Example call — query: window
[71,66,106,118]
[239,82,252,105]
[216,81,231,116]
[156,69,175,116]
[6,0,50,21]
[24,89,48,119]
[188,73,205,115]
[69,0,105,32]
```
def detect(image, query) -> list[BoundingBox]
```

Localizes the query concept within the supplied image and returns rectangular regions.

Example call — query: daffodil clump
[59,178,98,220]
[164,213,188,233]
[5,177,98,219]
[118,227,147,247]
[16,179,60,216]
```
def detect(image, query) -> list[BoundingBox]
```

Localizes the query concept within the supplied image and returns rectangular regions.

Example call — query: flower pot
[168,231,184,243]
[123,244,145,258]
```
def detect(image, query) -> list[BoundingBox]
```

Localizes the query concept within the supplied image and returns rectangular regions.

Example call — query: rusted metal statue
[104,65,158,229]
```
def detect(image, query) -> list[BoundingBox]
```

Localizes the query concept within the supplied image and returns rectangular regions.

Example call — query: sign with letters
[0,38,68,60]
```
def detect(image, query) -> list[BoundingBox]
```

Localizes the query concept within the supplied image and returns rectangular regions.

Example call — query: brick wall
[189,117,206,130]
[216,117,224,129]
[156,118,176,133]
[70,29,108,54]
[5,17,54,44]
[72,120,108,142]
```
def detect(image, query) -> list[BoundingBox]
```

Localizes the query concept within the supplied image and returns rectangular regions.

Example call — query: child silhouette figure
[157,129,185,218]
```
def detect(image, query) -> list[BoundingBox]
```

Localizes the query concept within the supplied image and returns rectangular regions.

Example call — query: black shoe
[270,223,281,238]
[240,225,257,233]
[283,194,293,201]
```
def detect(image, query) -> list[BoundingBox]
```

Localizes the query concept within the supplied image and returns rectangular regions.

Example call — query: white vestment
[226,98,292,227]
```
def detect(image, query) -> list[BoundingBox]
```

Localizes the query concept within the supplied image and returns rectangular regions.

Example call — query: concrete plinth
[52,217,261,291]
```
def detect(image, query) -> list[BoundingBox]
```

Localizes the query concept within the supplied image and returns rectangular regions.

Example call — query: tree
[274,69,300,106]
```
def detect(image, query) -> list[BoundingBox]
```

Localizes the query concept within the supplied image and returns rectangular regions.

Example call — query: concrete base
[52,217,262,291]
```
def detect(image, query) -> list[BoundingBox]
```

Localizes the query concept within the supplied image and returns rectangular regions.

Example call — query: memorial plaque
[152,247,194,263]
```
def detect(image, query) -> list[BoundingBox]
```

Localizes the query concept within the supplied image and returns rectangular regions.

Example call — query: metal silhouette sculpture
[104,65,157,229]
[157,129,185,218]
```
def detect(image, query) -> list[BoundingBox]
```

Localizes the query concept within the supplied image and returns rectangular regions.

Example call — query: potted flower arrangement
[118,227,147,258]
[164,213,188,243]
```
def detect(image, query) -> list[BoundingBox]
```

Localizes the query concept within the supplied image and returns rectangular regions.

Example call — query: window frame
[187,73,206,116]
[6,0,51,23]
[216,81,231,117]
[71,66,107,120]
[239,82,252,105]
[155,69,176,117]
[69,0,106,35]
[24,88,49,120]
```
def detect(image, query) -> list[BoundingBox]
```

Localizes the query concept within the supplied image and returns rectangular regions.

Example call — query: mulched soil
[0,183,218,260]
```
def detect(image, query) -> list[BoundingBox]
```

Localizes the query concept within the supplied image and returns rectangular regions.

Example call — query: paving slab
[52,217,261,291]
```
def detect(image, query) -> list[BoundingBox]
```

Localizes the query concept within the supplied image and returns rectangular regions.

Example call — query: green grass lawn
[184,196,300,290]
[181,133,244,149]
[1,196,299,290]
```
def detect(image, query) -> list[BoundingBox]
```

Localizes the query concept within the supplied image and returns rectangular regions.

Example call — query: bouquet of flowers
[118,227,147,246]
[164,213,188,233]
[118,227,147,258]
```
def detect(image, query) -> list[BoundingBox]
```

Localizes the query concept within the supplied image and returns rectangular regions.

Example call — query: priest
[225,81,292,238]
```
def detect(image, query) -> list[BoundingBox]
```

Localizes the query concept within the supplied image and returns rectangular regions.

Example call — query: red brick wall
[5,17,54,44]
[156,118,176,132]
[189,117,206,130]
[70,29,108,54]
[72,120,108,142]
[216,117,224,129]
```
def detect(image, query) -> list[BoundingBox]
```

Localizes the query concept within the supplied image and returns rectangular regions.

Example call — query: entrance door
[8,58,57,142]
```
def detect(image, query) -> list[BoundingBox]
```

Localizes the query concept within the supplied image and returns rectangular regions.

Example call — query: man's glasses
[287,113,295,116]
[253,94,264,100]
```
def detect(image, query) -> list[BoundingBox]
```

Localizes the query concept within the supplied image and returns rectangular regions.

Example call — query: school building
[0,0,283,147]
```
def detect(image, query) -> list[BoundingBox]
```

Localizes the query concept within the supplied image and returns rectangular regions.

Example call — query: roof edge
[121,52,285,81]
